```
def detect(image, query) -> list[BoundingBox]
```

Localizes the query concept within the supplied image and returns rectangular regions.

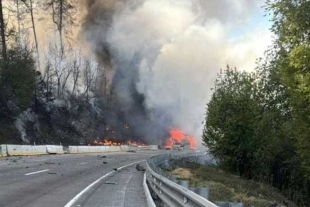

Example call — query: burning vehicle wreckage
[163,129,196,150]
[89,128,197,151]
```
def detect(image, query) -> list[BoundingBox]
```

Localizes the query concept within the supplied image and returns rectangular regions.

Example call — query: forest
[0,0,120,145]
[203,0,310,206]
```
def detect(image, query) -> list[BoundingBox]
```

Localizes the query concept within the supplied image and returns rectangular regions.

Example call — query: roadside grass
[166,161,296,207]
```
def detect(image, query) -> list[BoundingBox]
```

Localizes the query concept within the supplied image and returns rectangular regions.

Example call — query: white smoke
[85,0,271,144]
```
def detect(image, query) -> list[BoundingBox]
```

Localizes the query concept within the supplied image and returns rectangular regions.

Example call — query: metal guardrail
[145,151,218,207]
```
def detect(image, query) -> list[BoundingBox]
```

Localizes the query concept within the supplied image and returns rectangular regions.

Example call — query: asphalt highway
[0,150,162,207]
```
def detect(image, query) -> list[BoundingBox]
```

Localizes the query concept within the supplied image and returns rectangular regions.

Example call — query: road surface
[0,150,161,207]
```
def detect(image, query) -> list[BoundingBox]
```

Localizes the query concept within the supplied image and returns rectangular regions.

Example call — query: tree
[71,50,81,95]
[0,44,36,109]
[203,66,260,178]
[20,0,40,70]
[0,0,7,60]
[202,1,310,204]
[48,41,68,97]
[266,0,310,179]
[266,0,310,97]
[203,62,310,205]
[43,0,76,59]
[15,0,21,43]
[43,60,54,102]
[42,0,77,98]
[83,59,95,101]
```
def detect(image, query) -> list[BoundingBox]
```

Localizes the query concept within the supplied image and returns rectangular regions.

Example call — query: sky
[226,4,273,72]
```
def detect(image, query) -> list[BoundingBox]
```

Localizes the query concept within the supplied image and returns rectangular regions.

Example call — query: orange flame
[104,139,122,146]
[164,128,196,150]
[91,139,122,146]
[128,140,147,147]
[90,139,147,146]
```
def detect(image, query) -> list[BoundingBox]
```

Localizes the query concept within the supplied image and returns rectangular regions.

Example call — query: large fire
[90,139,146,146]
[164,128,196,150]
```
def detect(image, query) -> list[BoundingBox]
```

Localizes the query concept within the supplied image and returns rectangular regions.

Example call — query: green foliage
[0,118,20,144]
[204,67,260,178]
[0,45,36,110]
[266,0,310,181]
[203,1,310,205]
[266,0,310,97]
[203,62,310,205]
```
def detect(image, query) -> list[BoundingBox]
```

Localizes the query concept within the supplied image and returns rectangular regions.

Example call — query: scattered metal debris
[104,181,118,185]
[136,164,145,172]
[48,172,57,175]
[97,155,107,160]
[10,157,21,163]
[44,161,55,165]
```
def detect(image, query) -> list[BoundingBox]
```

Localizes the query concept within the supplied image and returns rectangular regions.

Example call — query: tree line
[203,0,310,206]
[0,0,117,144]
[0,0,110,114]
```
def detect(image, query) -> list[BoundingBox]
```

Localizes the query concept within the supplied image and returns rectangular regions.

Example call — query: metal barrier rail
[145,151,218,207]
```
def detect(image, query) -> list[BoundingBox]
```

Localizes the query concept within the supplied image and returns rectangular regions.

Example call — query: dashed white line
[64,160,145,207]
[25,169,50,176]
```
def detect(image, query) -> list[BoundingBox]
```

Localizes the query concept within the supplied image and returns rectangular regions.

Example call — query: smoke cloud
[81,0,270,145]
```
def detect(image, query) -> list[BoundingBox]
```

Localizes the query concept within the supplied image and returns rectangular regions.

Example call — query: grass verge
[166,160,296,207]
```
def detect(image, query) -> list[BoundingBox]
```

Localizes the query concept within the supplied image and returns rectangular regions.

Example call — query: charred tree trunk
[59,0,64,59]
[29,0,40,70]
[21,0,41,70]
[16,0,21,43]
[0,0,7,61]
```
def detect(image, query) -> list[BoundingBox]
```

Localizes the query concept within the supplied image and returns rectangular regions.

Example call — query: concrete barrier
[46,145,64,154]
[122,146,139,152]
[108,146,122,152]
[0,145,7,157]
[68,146,78,154]
[2,144,140,157]
[89,146,106,153]
[6,145,47,156]
[67,145,132,154]
[149,145,159,150]
[138,146,150,150]
[88,146,96,153]
[112,146,118,152]
[120,145,129,151]
[77,146,90,154]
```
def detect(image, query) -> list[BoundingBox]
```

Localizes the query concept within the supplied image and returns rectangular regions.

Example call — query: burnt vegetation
[0,0,145,145]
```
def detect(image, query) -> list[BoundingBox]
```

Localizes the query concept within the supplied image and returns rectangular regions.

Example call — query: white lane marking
[25,169,50,176]
[64,160,145,207]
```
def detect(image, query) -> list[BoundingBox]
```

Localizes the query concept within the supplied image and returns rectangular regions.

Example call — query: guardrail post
[144,151,219,207]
